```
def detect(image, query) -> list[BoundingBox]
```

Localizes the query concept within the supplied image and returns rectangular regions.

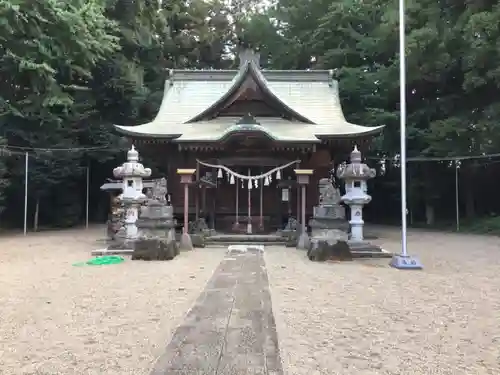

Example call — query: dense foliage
[1,0,500,230]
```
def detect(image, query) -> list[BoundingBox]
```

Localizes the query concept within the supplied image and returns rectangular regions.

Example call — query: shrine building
[114,49,383,233]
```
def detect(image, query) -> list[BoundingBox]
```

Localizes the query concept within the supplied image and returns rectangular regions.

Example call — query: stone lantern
[337,146,381,253]
[112,145,152,244]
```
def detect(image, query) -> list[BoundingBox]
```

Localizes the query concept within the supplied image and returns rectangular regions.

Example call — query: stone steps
[205,233,287,247]
[207,234,285,243]
[205,241,287,247]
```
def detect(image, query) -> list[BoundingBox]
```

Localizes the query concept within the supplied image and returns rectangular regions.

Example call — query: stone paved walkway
[150,247,283,375]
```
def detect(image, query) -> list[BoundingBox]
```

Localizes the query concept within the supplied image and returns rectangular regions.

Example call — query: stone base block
[191,233,206,248]
[389,254,423,270]
[312,229,348,242]
[309,217,349,234]
[132,238,178,261]
[307,238,393,261]
[307,240,353,262]
[179,232,193,250]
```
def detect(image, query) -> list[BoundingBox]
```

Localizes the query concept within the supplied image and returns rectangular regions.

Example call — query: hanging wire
[0,145,129,159]
[366,151,500,162]
[4,144,500,170]
[3,145,121,152]
[2,143,500,162]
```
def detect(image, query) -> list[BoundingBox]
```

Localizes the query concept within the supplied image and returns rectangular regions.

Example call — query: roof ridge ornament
[238,48,261,69]
[236,113,260,126]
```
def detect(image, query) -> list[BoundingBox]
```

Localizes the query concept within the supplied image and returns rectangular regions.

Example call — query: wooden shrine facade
[114,48,383,233]
[132,140,366,232]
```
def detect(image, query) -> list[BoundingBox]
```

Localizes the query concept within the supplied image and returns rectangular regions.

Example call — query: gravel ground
[2,227,500,375]
[265,227,500,375]
[0,228,225,375]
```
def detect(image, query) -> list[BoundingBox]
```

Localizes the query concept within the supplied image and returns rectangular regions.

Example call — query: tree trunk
[33,197,39,232]
[425,202,435,226]
[465,188,475,219]
[422,164,435,226]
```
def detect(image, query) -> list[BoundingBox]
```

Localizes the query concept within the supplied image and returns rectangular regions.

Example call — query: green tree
[0,139,11,216]
[0,0,120,227]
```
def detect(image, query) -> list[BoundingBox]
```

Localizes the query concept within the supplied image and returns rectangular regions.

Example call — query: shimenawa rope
[196,159,300,180]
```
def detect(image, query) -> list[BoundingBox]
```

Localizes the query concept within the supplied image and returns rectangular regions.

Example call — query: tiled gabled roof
[114,62,383,141]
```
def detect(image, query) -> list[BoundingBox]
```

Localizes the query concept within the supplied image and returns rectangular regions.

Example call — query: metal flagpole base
[389,254,423,270]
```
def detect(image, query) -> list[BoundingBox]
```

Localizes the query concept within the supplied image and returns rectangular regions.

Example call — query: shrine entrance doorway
[196,158,301,233]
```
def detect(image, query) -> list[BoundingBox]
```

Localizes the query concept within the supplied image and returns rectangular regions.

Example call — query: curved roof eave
[315,124,385,139]
[114,124,181,139]
[174,125,322,143]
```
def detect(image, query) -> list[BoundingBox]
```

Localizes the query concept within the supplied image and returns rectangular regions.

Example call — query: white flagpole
[399,0,408,257]
[24,152,28,236]
[390,0,422,269]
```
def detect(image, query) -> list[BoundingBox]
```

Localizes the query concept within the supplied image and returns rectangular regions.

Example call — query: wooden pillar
[301,185,306,233]
[195,163,199,220]
[247,168,252,234]
[183,184,189,233]
[177,168,195,249]
[202,187,206,216]
[296,185,300,223]
[212,167,217,230]
[259,167,263,230]
[233,169,239,231]
[294,169,314,248]
[287,189,291,217]
[235,178,239,224]
[275,180,280,229]
[296,161,301,222]
[211,189,216,230]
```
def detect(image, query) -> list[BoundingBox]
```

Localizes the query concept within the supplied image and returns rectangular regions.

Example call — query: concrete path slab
[150,247,283,375]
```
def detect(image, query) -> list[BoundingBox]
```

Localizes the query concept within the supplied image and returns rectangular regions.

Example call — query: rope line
[196,159,300,180]
[3,142,500,164]
[4,145,117,151]
[367,152,500,162]
[0,146,127,157]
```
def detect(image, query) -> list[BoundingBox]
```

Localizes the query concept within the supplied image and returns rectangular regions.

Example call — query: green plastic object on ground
[73,255,125,267]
